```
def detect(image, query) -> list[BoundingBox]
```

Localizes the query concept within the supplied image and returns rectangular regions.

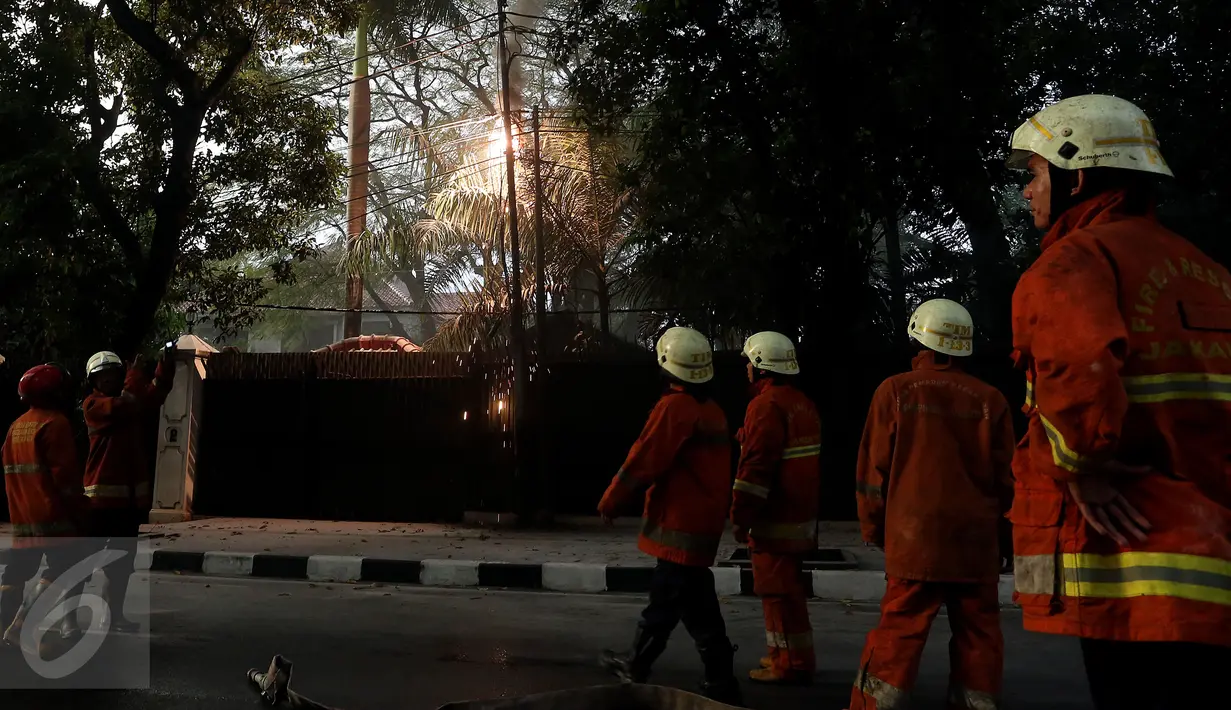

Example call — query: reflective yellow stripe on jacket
[1029,373,1231,473]
[753,520,817,541]
[640,520,721,557]
[733,479,770,499]
[11,521,76,537]
[1038,413,1086,473]
[1122,373,1231,404]
[1016,552,1231,606]
[782,443,820,460]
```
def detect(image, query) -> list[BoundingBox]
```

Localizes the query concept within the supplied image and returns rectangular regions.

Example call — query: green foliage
[554,0,1231,353]
[0,0,356,368]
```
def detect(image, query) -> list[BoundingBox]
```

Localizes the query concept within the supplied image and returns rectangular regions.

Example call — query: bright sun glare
[486,128,520,160]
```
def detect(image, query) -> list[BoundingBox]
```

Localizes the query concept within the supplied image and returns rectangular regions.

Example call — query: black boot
[106,573,141,633]
[697,640,744,707]
[601,626,669,683]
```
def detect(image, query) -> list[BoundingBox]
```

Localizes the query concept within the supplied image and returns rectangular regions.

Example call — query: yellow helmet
[655,327,714,383]
[1007,94,1173,177]
[86,350,124,378]
[908,299,973,357]
[742,331,799,375]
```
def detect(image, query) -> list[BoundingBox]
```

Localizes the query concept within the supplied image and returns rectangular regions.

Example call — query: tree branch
[204,39,254,104]
[364,282,413,339]
[72,164,145,269]
[104,0,198,98]
[84,2,105,142]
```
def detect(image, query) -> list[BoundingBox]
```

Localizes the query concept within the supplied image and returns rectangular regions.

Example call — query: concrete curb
[145,550,1019,605]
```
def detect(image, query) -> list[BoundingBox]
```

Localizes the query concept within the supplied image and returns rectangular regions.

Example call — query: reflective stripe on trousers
[640,520,720,557]
[852,660,1000,710]
[949,685,1000,710]
[3,464,42,475]
[1016,552,1231,605]
[85,481,151,499]
[765,629,813,649]
[853,668,908,710]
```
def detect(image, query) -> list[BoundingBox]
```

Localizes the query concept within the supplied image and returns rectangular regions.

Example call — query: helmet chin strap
[1047,163,1084,225]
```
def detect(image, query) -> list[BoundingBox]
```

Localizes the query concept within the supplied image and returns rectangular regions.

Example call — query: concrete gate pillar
[149,335,217,524]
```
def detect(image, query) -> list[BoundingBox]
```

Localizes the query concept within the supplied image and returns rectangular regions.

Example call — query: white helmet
[908,299,973,357]
[1007,94,1173,177]
[86,351,124,378]
[655,327,714,384]
[742,331,799,375]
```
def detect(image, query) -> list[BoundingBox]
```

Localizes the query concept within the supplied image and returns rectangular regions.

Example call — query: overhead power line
[270,13,497,87]
[297,33,498,100]
[504,11,571,24]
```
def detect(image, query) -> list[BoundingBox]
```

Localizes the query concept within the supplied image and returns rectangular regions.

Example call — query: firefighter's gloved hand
[1067,470,1151,546]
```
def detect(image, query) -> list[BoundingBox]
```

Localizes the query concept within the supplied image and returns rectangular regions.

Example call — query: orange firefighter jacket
[1010,190,1231,647]
[857,350,1015,583]
[82,361,173,510]
[1,408,86,546]
[731,379,821,554]
[598,386,733,567]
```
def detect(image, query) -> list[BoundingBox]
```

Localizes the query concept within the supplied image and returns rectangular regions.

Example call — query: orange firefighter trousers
[753,551,814,675]
[850,578,1002,710]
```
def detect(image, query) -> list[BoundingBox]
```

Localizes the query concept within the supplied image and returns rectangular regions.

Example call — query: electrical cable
[269,13,497,87]
[296,33,498,100]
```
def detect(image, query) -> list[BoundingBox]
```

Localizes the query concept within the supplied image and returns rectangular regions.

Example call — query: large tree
[0,0,356,363]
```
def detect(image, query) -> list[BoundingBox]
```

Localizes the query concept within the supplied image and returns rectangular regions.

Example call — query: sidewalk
[140,517,882,569]
[0,517,1015,605]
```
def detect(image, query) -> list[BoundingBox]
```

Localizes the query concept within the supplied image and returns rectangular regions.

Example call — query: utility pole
[498,1,531,520]
[532,106,548,347]
[531,105,552,523]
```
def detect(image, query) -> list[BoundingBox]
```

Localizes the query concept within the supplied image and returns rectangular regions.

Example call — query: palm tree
[343,0,467,337]
[345,111,645,353]
[533,128,640,337]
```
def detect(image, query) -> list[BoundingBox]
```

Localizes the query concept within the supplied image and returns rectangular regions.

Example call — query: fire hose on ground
[246,655,743,710]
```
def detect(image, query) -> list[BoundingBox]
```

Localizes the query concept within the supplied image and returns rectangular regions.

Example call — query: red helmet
[18,364,68,402]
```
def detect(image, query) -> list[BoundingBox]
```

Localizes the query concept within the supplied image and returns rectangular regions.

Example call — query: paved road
[0,574,1092,709]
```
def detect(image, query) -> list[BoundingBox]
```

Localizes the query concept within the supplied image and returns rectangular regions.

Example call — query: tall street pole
[531,104,551,522]
[532,106,547,347]
[498,1,530,520]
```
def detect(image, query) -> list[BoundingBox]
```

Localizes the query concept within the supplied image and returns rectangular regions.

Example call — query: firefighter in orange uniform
[1007,95,1231,707]
[598,327,743,706]
[849,299,1016,710]
[82,347,175,632]
[0,364,89,644]
[730,331,820,685]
